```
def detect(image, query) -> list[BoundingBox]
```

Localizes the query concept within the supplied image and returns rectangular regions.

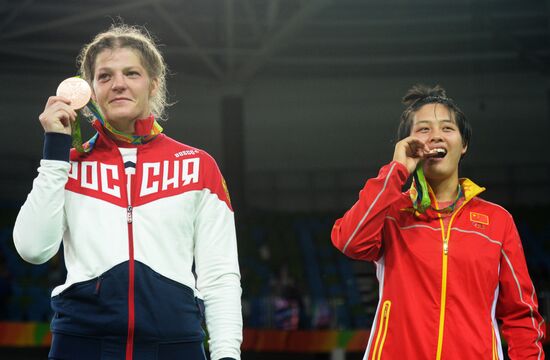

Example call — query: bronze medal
[56,77,92,110]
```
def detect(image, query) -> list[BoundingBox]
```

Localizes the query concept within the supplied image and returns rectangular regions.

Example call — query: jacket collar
[404,178,485,220]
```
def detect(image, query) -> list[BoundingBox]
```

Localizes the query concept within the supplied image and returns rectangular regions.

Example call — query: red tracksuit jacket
[332,161,545,360]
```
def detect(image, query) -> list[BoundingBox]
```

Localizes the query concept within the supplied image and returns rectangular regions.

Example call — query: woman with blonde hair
[14,24,242,360]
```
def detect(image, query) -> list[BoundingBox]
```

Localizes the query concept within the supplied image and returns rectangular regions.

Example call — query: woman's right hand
[392,136,431,174]
[38,96,77,135]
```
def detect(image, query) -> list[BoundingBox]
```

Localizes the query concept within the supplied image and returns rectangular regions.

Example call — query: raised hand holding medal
[54,77,104,152]
[54,77,91,152]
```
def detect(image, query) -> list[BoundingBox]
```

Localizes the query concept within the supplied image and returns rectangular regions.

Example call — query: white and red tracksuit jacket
[13,118,242,360]
[332,161,545,360]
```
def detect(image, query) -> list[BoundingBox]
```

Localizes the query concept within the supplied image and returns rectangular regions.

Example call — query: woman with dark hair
[13,24,242,360]
[331,84,545,359]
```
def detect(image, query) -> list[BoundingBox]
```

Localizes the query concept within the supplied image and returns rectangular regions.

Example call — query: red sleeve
[496,216,546,359]
[200,152,233,212]
[331,161,409,261]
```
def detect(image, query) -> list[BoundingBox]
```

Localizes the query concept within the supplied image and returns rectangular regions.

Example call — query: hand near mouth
[393,136,433,174]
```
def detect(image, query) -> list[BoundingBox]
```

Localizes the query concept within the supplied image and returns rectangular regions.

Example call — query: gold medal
[56,77,92,110]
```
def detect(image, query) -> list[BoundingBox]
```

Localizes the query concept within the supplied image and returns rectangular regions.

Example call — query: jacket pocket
[371,300,391,360]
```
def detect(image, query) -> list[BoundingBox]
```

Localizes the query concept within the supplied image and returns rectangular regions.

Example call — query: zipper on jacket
[435,200,468,360]
[125,204,135,360]
[122,149,137,360]
[371,300,391,360]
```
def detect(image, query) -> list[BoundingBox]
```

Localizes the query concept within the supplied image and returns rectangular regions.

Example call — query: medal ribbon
[71,100,163,153]
[411,163,462,214]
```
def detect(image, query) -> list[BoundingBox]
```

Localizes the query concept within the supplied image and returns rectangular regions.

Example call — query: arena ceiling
[0,0,548,81]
